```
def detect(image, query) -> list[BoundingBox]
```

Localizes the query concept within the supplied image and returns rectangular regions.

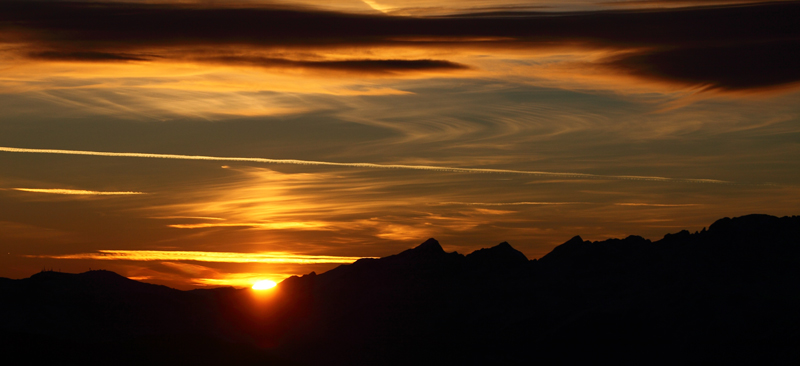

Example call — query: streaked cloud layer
[1,0,797,93]
[0,0,798,289]
[11,188,145,195]
[31,250,373,264]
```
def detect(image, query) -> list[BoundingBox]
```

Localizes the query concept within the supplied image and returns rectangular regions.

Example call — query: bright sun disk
[252,279,277,290]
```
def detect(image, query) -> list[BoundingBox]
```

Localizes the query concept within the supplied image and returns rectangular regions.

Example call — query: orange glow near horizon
[252,279,277,290]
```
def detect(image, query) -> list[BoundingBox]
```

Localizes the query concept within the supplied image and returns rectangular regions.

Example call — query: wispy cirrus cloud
[614,203,701,207]
[149,216,225,220]
[436,201,703,207]
[30,250,375,264]
[167,222,332,230]
[432,201,589,206]
[11,188,144,195]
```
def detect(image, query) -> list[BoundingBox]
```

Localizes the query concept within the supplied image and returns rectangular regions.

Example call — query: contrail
[0,146,730,184]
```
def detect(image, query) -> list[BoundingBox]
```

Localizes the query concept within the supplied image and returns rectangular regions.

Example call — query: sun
[252,279,277,290]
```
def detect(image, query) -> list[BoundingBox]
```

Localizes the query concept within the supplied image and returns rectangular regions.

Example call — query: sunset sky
[1,0,798,289]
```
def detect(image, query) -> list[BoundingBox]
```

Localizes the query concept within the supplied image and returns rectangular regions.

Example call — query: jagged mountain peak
[412,238,444,253]
[3,214,799,366]
[566,235,584,243]
[538,235,589,263]
[388,238,450,262]
[466,241,528,266]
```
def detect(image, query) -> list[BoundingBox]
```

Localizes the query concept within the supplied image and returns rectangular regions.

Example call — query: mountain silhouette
[2,214,799,365]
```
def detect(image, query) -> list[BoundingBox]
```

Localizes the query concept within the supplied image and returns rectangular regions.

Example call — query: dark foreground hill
[2,214,799,365]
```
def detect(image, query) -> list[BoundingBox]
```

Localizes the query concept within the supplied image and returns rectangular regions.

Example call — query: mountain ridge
[1,213,799,365]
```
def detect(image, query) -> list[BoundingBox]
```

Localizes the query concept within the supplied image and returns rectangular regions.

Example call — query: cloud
[167,222,332,230]
[149,216,225,220]
[602,41,800,91]
[599,0,785,6]
[471,208,515,215]
[30,249,375,264]
[433,201,590,206]
[11,188,145,195]
[156,261,297,288]
[28,51,151,62]
[26,52,468,76]
[201,56,468,75]
[614,203,701,207]
[362,0,393,14]
[436,201,702,208]
[1,1,798,90]
[0,146,731,184]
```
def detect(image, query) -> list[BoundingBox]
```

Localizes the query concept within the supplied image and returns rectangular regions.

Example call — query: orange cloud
[168,222,333,230]
[12,188,145,195]
[32,250,375,264]
[1,1,797,95]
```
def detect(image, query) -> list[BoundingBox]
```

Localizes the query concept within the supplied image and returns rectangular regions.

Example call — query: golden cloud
[32,250,375,264]
[12,188,145,195]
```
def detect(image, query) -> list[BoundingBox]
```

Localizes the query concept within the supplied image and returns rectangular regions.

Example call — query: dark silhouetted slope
[268,214,800,365]
[0,332,300,366]
[1,270,217,340]
[1,214,798,366]
[0,270,296,365]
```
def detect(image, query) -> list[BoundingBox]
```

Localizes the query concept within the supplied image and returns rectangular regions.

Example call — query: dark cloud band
[202,56,469,74]
[1,0,799,89]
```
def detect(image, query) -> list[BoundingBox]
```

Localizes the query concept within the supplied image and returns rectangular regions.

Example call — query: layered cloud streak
[31,250,372,264]
[11,188,144,195]
[1,0,798,91]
